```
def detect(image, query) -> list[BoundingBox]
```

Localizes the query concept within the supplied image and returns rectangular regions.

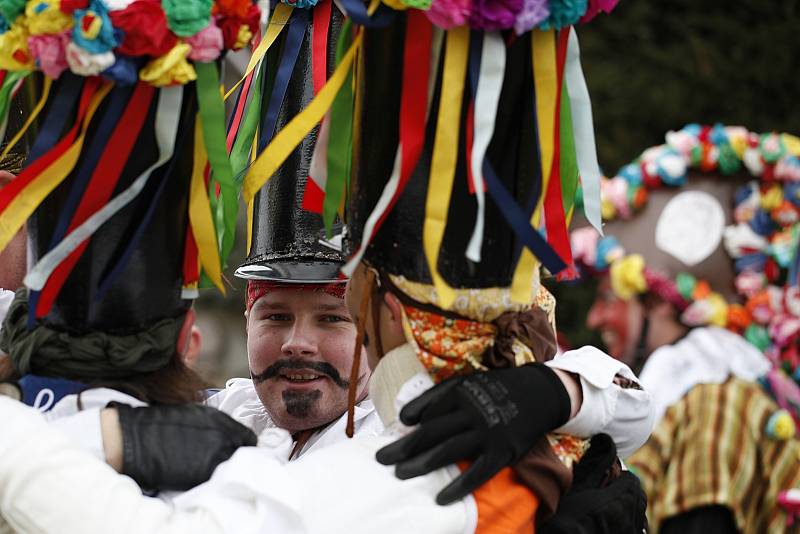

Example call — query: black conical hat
[236,6,346,283]
[25,76,198,335]
[347,20,543,290]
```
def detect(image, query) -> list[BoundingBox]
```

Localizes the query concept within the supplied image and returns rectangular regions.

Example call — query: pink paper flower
[186,18,223,61]
[579,0,618,23]
[425,0,471,29]
[28,31,71,79]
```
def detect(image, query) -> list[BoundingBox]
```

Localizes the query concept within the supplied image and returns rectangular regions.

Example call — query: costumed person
[0,3,654,533]
[207,2,382,454]
[571,124,800,532]
[0,0,261,495]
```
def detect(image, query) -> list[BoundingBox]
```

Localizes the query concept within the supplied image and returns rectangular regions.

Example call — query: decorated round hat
[230,3,348,283]
[0,0,262,377]
[572,124,800,383]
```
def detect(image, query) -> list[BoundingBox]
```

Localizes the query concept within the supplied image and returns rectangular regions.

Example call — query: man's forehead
[253,289,347,310]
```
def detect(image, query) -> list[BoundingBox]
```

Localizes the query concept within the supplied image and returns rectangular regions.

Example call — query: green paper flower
[162,0,213,37]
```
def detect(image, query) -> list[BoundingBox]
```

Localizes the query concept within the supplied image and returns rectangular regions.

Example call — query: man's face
[586,275,645,367]
[247,288,369,433]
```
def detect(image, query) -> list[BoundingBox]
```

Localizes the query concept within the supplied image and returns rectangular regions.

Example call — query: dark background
[548,0,800,350]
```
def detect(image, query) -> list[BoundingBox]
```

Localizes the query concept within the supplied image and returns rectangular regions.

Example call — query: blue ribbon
[26,73,84,164]
[27,85,134,327]
[258,8,308,152]
[466,32,565,275]
[94,107,190,301]
[336,0,394,28]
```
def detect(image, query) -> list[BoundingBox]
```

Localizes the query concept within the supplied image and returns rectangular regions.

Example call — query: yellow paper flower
[705,292,729,327]
[610,254,647,300]
[233,24,253,49]
[600,198,617,221]
[783,133,800,158]
[760,185,784,211]
[25,0,72,36]
[768,410,796,440]
[140,42,196,87]
[0,21,33,70]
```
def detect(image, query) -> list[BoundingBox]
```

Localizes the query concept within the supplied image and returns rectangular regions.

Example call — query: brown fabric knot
[483,307,558,369]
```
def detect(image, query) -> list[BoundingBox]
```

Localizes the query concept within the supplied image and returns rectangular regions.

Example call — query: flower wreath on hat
[0,0,260,85]
[572,123,800,434]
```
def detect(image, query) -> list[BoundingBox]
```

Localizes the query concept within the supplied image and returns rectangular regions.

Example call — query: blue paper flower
[539,0,587,29]
[73,1,118,55]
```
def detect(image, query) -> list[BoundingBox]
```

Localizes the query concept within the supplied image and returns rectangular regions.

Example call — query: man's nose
[281,322,318,356]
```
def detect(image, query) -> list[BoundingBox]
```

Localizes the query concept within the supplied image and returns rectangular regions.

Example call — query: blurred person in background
[572,125,800,532]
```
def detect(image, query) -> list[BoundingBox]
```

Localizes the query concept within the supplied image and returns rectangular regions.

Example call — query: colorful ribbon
[196,61,238,267]
[0,80,110,255]
[0,76,51,161]
[242,31,363,203]
[25,87,182,295]
[466,32,504,263]
[189,114,224,292]
[423,26,469,310]
[224,3,293,101]
[322,19,355,237]
[564,26,602,233]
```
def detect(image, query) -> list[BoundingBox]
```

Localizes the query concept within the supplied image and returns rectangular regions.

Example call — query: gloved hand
[539,434,648,534]
[376,363,572,505]
[112,403,258,492]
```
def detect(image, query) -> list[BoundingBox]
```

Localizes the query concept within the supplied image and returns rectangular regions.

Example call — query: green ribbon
[230,63,266,185]
[0,70,30,138]
[195,62,239,270]
[322,21,354,237]
[559,79,579,217]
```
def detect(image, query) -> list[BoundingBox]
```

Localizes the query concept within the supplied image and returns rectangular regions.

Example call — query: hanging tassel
[346,267,375,438]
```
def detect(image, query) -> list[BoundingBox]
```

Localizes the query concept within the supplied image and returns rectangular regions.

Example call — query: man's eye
[265,314,292,322]
[320,315,348,323]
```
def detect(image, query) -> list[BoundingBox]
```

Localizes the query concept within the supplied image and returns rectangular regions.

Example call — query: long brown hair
[83,356,207,405]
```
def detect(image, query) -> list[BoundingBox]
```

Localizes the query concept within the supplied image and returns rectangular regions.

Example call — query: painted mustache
[251,359,350,389]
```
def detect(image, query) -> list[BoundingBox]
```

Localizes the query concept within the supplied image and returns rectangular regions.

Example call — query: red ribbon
[183,225,200,288]
[542,29,573,270]
[0,78,100,216]
[35,83,156,318]
[312,0,333,95]
[371,11,432,236]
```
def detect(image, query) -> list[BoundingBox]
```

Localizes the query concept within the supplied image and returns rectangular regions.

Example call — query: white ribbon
[25,86,183,291]
[341,147,402,277]
[307,112,331,204]
[565,27,602,233]
[466,33,505,263]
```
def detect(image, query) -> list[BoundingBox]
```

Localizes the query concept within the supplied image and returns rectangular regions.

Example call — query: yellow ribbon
[0,82,112,253]
[224,4,293,101]
[1,77,52,160]
[510,30,556,303]
[422,27,469,310]
[246,127,258,255]
[188,114,224,293]
[242,31,363,203]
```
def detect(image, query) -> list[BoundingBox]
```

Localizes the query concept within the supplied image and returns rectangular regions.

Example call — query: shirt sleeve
[0,397,472,534]
[545,346,656,458]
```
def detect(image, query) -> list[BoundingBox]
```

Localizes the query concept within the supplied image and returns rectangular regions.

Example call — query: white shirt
[0,343,652,534]
[639,326,772,424]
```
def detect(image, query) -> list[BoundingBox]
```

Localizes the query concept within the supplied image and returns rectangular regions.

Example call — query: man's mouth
[278,370,327,384]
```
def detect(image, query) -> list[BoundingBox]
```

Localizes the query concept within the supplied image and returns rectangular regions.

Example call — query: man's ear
[382,292,404,335]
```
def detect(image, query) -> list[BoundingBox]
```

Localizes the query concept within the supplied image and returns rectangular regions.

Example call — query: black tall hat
[347,21,541,298]
[24,77,198,335]
[235,5,347,283]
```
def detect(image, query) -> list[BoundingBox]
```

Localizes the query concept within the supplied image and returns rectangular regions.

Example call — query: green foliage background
[550,0,800,349]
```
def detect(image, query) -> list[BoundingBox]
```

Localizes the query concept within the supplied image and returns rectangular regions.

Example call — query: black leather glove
[540,434,649,534]
[112,403,258,492]
[376,363,572,505]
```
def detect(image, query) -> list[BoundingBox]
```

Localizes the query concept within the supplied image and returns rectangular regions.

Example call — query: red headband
[246,280,347,311]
